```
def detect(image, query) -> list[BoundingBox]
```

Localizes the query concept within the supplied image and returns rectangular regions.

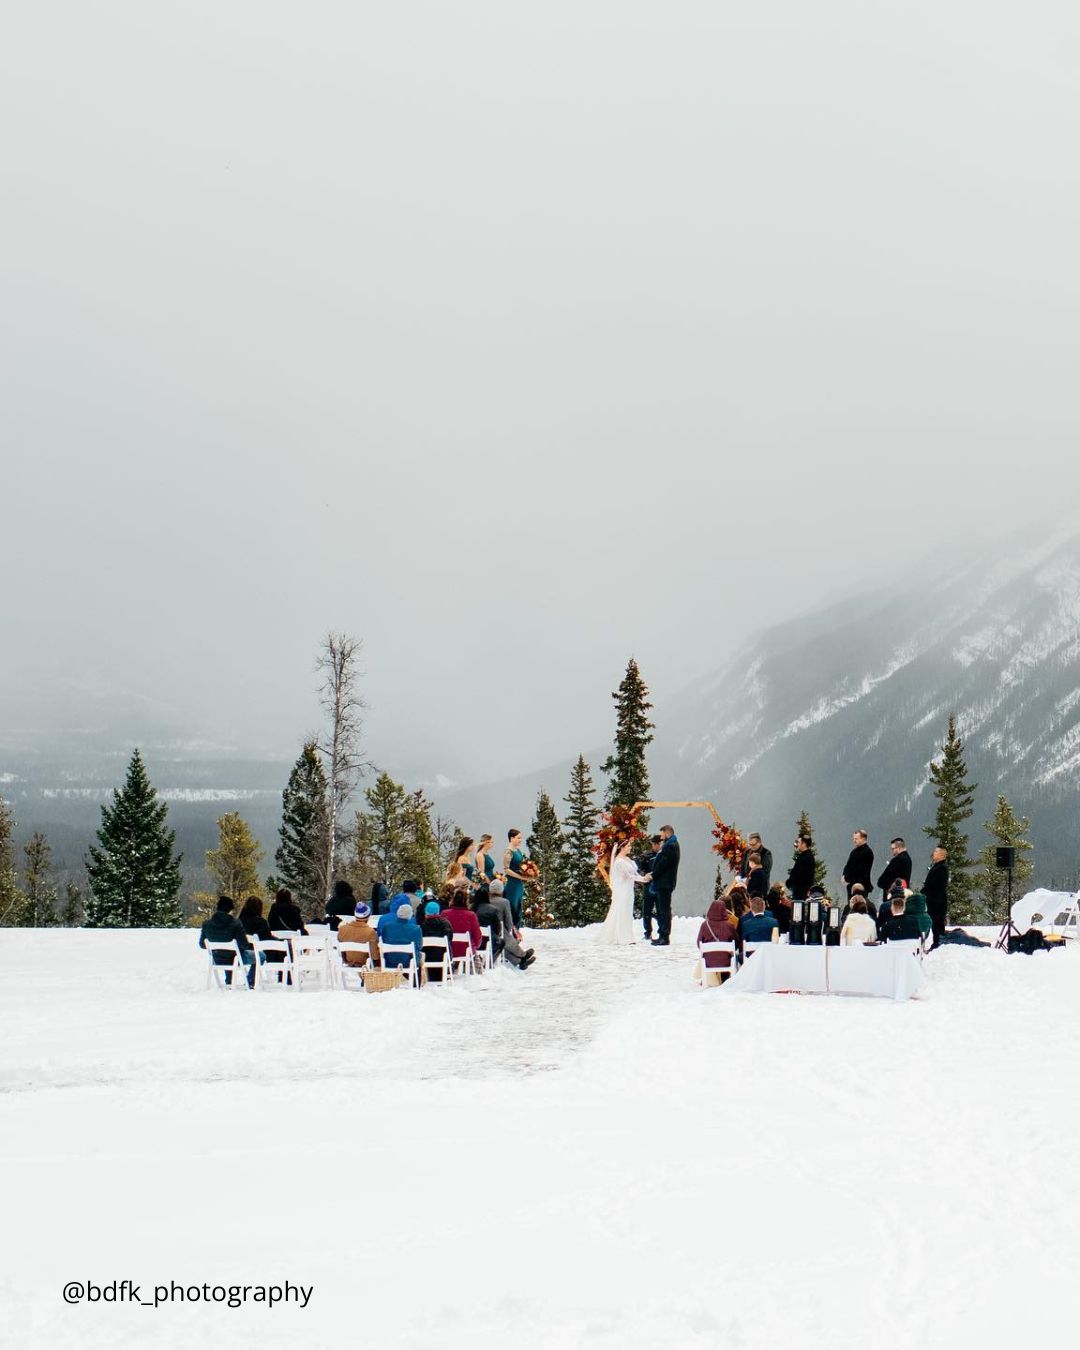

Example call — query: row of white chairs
[205,923,501,992]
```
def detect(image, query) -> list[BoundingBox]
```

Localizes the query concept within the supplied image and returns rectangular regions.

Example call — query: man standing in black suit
[876,838,913,911]
[740,833,773,890]
[922,846,950,947]
[842,830,875,899]
[639,834,663,942]
[650,825,680,946]
[787,833,816,902]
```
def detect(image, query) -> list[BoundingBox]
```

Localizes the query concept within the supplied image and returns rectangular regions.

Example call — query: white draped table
[718,943,926,1001]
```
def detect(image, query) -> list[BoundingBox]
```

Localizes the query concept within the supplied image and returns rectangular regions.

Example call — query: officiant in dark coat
[842,831,875,899]
[650,826,680,946]
[787,834,816,901]
[877,838,913,908]
[922,847,950,946]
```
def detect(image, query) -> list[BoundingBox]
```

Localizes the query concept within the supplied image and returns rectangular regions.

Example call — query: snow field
[2,924,1078,1349]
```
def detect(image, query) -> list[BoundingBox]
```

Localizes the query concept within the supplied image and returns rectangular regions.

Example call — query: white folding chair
[252,937,293,989]
[450,933,477,978]
[742,942,768,960]
[271,928,301,941]
[379,945,421,990]
[337,942,373,991]
[697,941,738,988]
[421,937,454,986]
[291,935,330,992]
[477,925,499,973]
[204,940,250,991]
[306,922,331,934]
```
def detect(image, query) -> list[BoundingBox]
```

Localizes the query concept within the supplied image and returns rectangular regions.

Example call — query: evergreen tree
[922,715,979,921]
[400,789,442,890]
[557,755,608,926]
[22,831,59,927]
[60,881,84,927]
[0,796,21,926]
[793,810,829,891]
[601,658,655,826]
[977,795,1034,922]
[275,742,330,919]
[352,772,410,892]
[85,750,184,927]
[527,787,566,923]
[194,812,265,919]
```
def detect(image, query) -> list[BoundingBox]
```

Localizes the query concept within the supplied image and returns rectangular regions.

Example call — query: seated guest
[739,895,779,946]
[267,887,307,935]
[337,900,380,968]
[325,879,357,930]
[389,878,422,915]
[878,879,908,936]
[766,882,792,934]
[199,895,254,986]
[370,880,390,914]
[473,884,536,971]
[419,900,455,981]
[725,883,750,922]
[377,901,423,970]
[487,880,537,970]
[880,893,922,942]
[903,889,932,941]
[696,898,738,986]
[841,883,877,923]
[745,853,768,902]
[840,895,877,945]
[238,895,272,943]
[441,888,483,955]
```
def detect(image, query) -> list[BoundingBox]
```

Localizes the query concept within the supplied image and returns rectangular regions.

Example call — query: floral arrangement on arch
[712,819,748,874]
[594,804,649,867]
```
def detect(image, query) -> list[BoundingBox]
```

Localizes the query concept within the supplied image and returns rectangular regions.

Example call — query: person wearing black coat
[198,896,254,986]
[786,835,816,902]
[650,828,680,945]
[266,888,307,935]
[740,835,773,890]
[842,831,875,899]
[876,839,913,909]
[922,848,950,946]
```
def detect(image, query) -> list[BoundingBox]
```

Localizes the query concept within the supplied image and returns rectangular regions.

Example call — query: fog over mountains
[4,530,1080,908]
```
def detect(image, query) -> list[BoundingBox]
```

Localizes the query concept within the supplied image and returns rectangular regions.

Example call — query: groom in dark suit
[650,825,680,946]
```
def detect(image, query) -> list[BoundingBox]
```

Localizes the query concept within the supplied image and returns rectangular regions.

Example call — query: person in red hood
[696,899,739,986]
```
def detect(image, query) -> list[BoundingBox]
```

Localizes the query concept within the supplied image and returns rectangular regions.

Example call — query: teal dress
[463,862,475,882]
[483,852,497,883]
[504,848,526,925]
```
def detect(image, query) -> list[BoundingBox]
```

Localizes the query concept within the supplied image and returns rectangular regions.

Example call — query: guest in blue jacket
[377,902,423,968]
[738,896,779,946]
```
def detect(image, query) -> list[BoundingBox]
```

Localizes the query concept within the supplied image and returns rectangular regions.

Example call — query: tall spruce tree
[22,831,59,927]
[400,789,442,890]
[978,795,1034,922]
[922,715,978,921]
[528,787,566,923]
[557,755,608,926]
[85,750,184,927]
[601,658,655,826]
[352,771,410,892]
[194,812,265,919]
[276,742,330,919]
[0,797,21,926]
[793,809,829,892]
[61,881,84,927]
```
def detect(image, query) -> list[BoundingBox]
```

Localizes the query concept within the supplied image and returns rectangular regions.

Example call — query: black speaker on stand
[994,847,1019,951]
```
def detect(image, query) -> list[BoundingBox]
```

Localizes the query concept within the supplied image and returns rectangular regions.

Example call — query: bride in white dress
[599,841,651,944]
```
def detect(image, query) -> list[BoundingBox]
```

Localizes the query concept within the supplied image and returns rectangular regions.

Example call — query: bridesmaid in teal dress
[476,834,497,885]
[451,837,476,885]
[503,828,529,928]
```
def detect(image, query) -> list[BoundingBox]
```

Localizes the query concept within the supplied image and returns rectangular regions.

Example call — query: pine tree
[400,789,442,890]
[0,796,20,926]
[60,881,84,927]
[85,750,184,927]
[977,795,1034,922]
[22,831,59,927]
[793,810,829,891]
[557,755,608,926]
[275,742,330,920]
[527,787,566,925]
[352,772,410,892]
[922,715,979,921]
[601,658,655,826]
[194,812,265,919]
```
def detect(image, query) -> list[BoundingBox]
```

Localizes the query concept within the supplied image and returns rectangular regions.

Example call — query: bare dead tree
[316,632,372,900]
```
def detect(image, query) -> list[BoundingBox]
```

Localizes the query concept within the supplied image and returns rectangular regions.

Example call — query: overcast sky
[3,2,1079,785]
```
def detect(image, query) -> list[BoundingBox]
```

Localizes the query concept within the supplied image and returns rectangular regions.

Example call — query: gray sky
[3,2,1079,784]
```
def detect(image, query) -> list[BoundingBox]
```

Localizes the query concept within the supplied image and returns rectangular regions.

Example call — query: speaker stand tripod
[994,866,1020,952]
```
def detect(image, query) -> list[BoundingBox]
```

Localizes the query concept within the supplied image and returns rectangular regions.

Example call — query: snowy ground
[3,922,1079,1349]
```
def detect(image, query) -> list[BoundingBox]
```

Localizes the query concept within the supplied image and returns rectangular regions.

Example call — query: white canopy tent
[1011,888,1080,939]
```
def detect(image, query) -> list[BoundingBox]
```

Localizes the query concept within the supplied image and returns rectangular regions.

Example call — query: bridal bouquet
[711,819,748,873]
[594,804,648,866]
[519,859,540,882]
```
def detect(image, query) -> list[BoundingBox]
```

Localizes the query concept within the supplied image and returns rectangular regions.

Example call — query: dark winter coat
[904,893,932,939]
[881,911,922,942]
[787,849,816,901]
[740,845,773,889]
[697,901,738,968]
[842,843,875,896]
[651,836,681,894]
[442,904,483,950]
[199,911,251,961]
[377,912,423,965]
[746,868,768,901]
[739,910,779,943]
[922,860,950,914]
[266,897,306,934]
[877,850,913,896]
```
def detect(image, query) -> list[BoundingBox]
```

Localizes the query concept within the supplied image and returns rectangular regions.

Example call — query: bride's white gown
[599,855,639,944]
